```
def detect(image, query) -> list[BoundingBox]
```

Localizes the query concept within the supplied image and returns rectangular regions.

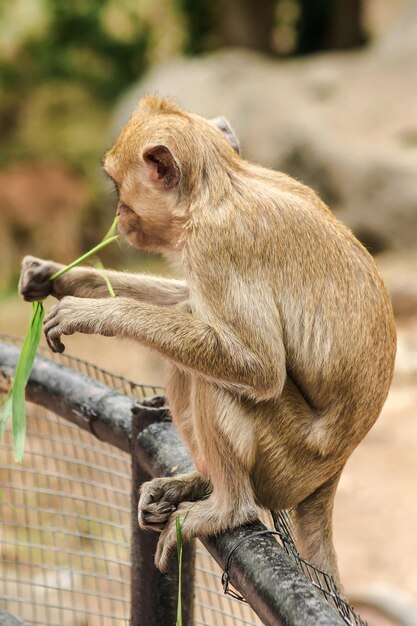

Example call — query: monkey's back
[241,165,396,446]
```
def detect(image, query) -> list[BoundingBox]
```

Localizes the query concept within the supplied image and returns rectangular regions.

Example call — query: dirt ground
[1,250,417,621]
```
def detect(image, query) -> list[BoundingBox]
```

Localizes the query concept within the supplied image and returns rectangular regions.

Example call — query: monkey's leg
[165,363,197,455]
[139,365,212,531]
[293,470,343,590]
[138,471,212,531]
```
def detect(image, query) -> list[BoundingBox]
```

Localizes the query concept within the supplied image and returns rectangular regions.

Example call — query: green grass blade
[11,301,45,462]
[0,302,45,454]
[0,390,13,438]
[50,216,119,281]
[101,215,119,241]
[176,516,183,626]
[50,235,118,280]
[94,259,116,298]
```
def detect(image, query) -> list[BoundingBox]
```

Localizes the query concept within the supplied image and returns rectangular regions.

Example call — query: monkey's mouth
[116,203,138,229]
[116,205,144,247]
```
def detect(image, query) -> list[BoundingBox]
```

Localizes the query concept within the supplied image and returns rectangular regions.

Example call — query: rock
[114,8,417,252]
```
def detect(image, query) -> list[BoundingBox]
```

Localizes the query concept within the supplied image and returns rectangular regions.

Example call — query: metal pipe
[0,343,133,453]
[131,399,195,626]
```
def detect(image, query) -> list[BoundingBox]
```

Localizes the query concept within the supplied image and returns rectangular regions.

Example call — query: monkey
[19,95,396,586]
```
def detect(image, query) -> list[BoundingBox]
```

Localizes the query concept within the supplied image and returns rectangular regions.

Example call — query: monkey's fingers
[138,500,176,532]
[44,325,66,354]
[155,520,178,572]
[139,481,168,506]
[43,313,67,353]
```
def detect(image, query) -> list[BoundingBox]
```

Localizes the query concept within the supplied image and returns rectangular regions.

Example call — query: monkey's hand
[43,296,115,353]
[19,256,63,302]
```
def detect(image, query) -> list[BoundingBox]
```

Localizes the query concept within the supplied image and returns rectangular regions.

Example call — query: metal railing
[0,335,361,626]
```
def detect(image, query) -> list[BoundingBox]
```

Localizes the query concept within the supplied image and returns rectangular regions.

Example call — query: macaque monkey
[19,95,396,586]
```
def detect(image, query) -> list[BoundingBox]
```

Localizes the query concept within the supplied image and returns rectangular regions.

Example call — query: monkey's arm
[19,256,188,305]
[44,296,286,400]
[53,268,188,304]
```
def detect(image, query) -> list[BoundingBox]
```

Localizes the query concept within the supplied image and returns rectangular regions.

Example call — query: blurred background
[1,0,417,622]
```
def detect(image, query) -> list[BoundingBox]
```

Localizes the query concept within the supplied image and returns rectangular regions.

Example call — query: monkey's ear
[210,117,240,154]
[143,145,180,190]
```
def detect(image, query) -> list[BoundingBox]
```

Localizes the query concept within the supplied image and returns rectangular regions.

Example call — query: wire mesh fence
[0,334,264,626]
[1,404,131,626]
[272,513,366,626]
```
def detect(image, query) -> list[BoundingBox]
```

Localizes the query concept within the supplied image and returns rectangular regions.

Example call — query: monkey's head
[103,95,240,254]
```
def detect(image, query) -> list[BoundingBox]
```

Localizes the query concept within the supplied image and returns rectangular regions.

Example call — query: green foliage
[0,83,109,171]
[174,0,216,55]
[0,0,151,102]
[0,0,152,190]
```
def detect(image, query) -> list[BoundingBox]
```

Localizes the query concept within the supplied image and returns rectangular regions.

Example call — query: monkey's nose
[117,201,130,216]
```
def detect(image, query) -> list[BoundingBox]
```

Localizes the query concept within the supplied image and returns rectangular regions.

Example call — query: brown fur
[20,96,396,585]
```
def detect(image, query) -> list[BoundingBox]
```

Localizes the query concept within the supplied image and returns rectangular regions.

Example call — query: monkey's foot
[139,498,177,532]
[138,478,178,531]
[138,472,211,532]
[154,495,258,572]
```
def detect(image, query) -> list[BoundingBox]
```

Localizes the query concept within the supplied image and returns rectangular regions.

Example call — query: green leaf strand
[176,516,183,626]
[1,217,119,462]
